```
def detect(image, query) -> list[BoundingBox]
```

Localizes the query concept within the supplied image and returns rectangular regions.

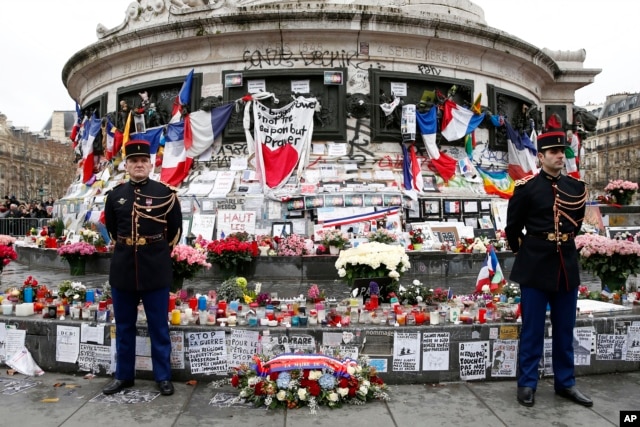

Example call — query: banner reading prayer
[252,96,316,189]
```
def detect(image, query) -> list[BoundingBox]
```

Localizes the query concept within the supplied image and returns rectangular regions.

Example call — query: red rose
[231,375,239,387]
[254,381,264,395]
[339,378,348,388]
[302,370,310,379]
[307,382,321,396]
[269,371,279,381]
[369,376,384,385]
[348,387,357,397]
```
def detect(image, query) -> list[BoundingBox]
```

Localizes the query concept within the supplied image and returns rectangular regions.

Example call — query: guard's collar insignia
[118,198,127,205]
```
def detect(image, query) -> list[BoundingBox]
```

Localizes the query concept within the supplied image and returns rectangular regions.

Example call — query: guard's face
[538,147,565,174]
[126,155,152,181]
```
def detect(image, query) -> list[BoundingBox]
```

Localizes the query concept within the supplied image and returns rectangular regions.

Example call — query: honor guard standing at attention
[506,118,592,408]
[103,139,182,396]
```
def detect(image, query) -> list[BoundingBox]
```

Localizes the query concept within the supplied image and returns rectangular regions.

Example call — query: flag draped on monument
[250,96,316,190]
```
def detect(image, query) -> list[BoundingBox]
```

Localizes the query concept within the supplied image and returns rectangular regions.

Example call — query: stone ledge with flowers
[604,179,638,206]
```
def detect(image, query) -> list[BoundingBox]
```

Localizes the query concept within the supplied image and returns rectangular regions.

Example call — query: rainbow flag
[476,167,514,199]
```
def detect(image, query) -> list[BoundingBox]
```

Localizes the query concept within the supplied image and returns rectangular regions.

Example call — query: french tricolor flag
[402,143,423,191]
[184,103,234,155]
[81,115,102,184]
[416,106,457,182]
[160,122,192,187]
[505,120,538,180]
[170,69,194,123]
[441,99,485,142]
[475,246,506,293]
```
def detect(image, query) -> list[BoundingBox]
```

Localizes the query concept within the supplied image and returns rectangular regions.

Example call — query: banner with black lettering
[252,96,316,190]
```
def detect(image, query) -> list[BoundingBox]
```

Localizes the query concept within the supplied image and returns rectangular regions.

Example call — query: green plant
[217,276,246,302]
[49,218,65,238]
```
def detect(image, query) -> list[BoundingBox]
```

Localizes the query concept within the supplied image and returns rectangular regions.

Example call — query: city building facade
[0,113,75,202]
[582,93,640,193]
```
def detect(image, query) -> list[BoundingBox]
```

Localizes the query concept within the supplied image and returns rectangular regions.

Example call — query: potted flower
[0,236,18,274]
[57,241,97,276]
[206,236,257,279]
[170,244,212,293]
[318,229,349,254]
[217,276,247,302]
[335,242,410,301]
[255,235,273,256]
[604,179,638,205]
[575,233,640,292]
[307,283,326,303]
[277,234,309,256]
[366,229,397,244]
[48,217,65,239]
[408,229,425,250]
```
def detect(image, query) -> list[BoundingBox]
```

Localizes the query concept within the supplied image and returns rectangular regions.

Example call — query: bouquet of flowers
[57,280,87,302]
[0,242,18,272]
[255,235,274,248]
[307,284,326,302]
[206,236,256,270]
[575,233,640,290]
[276,234,308,256]
[604,179,638,205]
[408,229,425,249]
[19,275,51,303]
[501,282,521,300]
[335,242,410,288]
[171,244,211,281]
[230,355,389,414]
[318,229,349,249]
[366,229,397,244]
[56,241,97,263]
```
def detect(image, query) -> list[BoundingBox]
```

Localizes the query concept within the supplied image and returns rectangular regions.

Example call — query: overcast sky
[1,0,637,131]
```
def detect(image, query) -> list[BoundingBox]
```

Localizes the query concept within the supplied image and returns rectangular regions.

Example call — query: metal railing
[0,218,50,237]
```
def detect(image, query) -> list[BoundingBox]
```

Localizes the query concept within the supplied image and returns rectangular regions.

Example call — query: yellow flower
[243,294,254,304]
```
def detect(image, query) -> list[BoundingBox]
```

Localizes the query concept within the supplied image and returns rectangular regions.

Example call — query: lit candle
[171,309,181,325]
[184,308,193,322]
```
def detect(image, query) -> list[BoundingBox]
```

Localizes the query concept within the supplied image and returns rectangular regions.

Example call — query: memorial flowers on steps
[229,354,389,414]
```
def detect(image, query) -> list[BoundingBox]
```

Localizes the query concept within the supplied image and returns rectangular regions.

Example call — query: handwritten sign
[187,331,227,374]
[596,334,625,360]
[56,325,80,364]
[216,210,256,238]
[190,214,216,240]
[229,330,260,365]
[422,332,450,371]
[490,339,517,377]
[78,343,112,372]
[459,341,488,381]
[392,332,420,372]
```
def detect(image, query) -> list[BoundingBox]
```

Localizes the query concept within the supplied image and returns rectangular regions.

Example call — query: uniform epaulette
[514,175,535,186]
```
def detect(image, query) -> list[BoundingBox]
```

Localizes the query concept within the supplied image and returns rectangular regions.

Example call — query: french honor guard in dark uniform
[103,139,182,396]
[506,124,592,408]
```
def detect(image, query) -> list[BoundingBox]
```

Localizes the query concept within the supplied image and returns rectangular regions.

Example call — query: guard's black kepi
[125,139,151,159]
[537,131,567,151]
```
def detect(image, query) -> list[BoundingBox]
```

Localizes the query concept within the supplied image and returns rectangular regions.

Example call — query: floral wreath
[229,354,389,414]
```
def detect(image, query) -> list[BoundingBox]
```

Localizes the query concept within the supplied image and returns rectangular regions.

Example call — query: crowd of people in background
[0,195,55,219]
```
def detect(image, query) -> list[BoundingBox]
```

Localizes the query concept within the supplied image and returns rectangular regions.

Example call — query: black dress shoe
[102,379,135,395]
[158,380,174,396]
[517,386,535,407]
[555,387,593,407]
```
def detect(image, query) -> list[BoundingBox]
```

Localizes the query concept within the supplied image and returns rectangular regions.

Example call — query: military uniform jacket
[505,170,587,292]
[104,179,182,291]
